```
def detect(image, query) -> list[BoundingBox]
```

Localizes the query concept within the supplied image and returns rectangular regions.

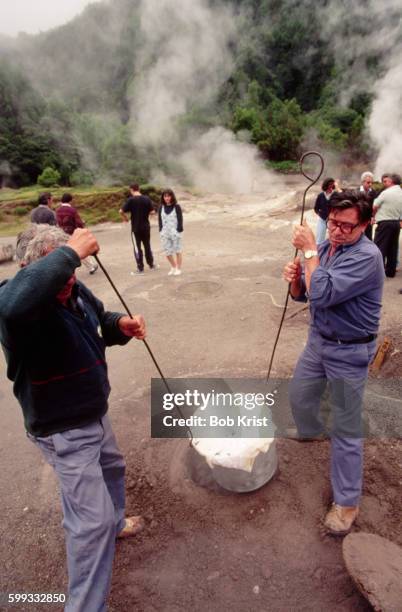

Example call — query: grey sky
[0,0,96,37]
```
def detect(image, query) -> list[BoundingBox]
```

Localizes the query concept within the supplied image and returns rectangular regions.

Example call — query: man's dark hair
[381,173,391,181]
[61,193,73,203]
[391,173,401,186]
[329,190,371,223]
[38,192,51,206]
[130,183,140,192]
[321,177,335,192]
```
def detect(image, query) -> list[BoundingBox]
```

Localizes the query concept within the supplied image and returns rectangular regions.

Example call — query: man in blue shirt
[283,192,384,535]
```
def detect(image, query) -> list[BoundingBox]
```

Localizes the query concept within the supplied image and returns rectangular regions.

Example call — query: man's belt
[319,333,377,345]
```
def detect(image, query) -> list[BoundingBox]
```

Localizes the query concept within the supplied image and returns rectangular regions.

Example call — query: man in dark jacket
[0,226,146,611]
[119,184,156,274]
[314,178,336,244]
[30,192,56,225]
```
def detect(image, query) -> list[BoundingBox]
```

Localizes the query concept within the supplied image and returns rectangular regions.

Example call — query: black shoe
[89,264,98,275]
[399,288,402,294]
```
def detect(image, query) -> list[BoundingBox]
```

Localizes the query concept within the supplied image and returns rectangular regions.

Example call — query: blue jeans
[289,329,376,507]
[28,415,126,612]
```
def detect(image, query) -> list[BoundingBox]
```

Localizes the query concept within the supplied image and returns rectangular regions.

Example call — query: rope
[265,151,324,382]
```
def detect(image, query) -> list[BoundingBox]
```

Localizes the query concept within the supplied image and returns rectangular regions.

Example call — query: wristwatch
[304,249,318,259]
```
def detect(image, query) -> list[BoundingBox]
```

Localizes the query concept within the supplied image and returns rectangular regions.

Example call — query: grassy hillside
[0,184,161,237]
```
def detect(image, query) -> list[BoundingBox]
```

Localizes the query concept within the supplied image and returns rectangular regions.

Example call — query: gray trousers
[289,329,376,507]
[29,415,126,612]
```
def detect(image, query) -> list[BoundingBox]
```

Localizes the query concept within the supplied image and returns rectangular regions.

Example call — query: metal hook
[265,151,325,382]
[299,151,324,226]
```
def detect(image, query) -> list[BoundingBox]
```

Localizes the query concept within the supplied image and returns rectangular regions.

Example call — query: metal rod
[94,253,194,443]
[265,151,324,382]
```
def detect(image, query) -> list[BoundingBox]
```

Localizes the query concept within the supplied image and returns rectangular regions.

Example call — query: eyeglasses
[326,218,360,234]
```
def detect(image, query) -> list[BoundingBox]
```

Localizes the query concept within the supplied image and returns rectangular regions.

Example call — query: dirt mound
[107,388,401,612]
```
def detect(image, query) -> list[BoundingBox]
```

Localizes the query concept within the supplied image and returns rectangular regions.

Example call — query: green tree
[37,166,61,187]
[232,94,304,160]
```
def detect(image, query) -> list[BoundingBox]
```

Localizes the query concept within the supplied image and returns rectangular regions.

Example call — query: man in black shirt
[119,184,156,273]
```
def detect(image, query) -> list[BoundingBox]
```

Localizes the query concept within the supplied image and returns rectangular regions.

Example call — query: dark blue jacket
[0,246,130,437]
[314,192,330,220]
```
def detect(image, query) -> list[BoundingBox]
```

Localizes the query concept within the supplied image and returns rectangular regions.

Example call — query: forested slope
[0,0,399,187]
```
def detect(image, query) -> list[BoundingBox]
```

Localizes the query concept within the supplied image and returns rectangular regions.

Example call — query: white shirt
[374,185,402,222]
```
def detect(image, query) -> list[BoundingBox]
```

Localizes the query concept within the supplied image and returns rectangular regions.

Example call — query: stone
[343,532,402,612]
[0,245,14,264]
[313,567,325,581]
[261,566,272,580]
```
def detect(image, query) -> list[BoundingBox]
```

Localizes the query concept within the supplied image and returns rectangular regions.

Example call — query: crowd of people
[30,184,185,278]
[314,171,402,289]
[30,172,402,285]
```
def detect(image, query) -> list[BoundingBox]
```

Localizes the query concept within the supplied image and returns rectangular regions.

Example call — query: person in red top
[56,193,98,274]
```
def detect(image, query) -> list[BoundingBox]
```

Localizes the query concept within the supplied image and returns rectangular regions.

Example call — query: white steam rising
[177,128,281,193]
[131,0,234,145]
[130,0,279,193]
[322,0,402,177]
[369,58,402,176]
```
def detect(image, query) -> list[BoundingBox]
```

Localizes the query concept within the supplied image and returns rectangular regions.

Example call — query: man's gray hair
[360,171,374,182]
[21,226,69,265]
[16,224,48,263]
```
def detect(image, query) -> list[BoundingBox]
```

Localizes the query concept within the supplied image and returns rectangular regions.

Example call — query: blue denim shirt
[294,235,385,340]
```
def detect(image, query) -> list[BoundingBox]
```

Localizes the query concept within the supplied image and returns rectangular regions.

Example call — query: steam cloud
[321,0,402,177]
[7,0,402,186]
[369,56,402,176]
[130,0,280,193]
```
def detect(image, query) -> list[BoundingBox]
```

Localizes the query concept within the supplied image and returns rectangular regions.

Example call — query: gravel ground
[0,180,401,611]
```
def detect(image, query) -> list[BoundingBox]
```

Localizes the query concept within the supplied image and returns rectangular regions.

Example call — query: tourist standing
[158,189,183,276]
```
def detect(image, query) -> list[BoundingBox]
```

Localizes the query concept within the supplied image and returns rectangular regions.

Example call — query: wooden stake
[370,337,392,372]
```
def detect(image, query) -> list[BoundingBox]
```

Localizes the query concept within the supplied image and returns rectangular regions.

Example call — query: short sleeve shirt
[122,196,154,232]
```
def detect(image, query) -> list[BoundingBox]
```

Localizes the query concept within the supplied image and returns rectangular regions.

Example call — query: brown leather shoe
[117,515,145,539]
[324,503,359,536]
[285,427,327,442]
